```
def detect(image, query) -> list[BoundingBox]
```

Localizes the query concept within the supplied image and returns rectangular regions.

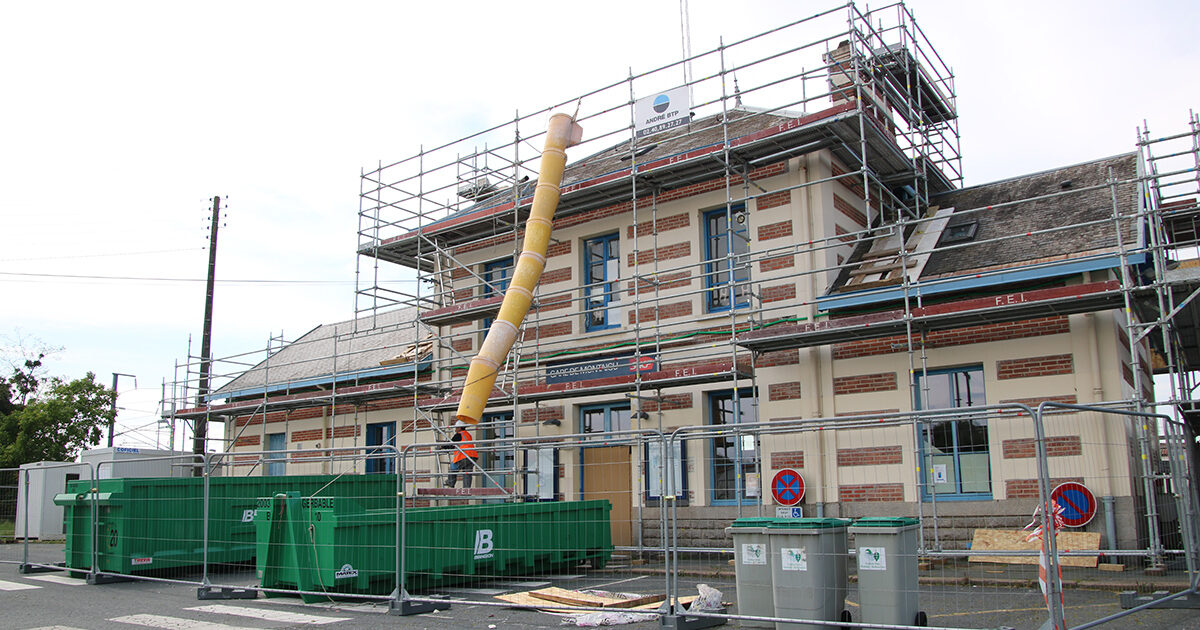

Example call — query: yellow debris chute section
[455,112,584,424]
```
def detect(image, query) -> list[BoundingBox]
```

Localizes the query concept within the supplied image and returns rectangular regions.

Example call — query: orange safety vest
[451,429,478,463]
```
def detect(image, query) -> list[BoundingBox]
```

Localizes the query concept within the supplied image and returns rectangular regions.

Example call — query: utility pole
[193,195,222,470]
[107,372,136,447]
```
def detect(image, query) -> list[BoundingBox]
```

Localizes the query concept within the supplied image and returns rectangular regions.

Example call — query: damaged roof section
[824,153,1141,309]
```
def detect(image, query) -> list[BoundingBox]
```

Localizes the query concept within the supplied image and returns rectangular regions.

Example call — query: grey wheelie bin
[767,518,851,630]
[849,517,926,626]
[727,518,776,627]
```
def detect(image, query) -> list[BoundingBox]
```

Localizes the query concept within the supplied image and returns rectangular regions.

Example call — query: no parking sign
[771,468,805,506]
[1050,481,1097,527]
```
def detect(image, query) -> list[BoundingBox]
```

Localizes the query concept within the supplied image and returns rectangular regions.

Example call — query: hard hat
[455,420,467,428]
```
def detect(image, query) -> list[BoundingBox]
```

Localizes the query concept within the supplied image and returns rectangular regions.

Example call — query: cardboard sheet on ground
[495,587,694,613]
[968,528,1102,568]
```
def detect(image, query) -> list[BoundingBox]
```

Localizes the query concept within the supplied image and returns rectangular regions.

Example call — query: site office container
[53,474,399,575]
[255,494,612,603]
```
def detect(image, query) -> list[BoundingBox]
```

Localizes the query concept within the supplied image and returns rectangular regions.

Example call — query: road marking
[187,604,350,625]
[24,574,86,586]
[27,626,87,630]
[111,614,259,630]
[0,579,40,591]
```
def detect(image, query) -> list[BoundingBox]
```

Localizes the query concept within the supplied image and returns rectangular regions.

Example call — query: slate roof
[829,153,1140,293]
[922,152,1139,277]
[213,307,423,400]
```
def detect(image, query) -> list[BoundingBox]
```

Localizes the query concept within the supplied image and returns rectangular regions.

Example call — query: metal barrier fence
[1,405,1196,629]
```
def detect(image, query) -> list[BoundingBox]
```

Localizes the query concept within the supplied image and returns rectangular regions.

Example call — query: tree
[0,357,115,469]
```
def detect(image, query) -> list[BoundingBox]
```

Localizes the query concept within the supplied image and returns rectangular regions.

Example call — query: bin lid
[767,517,851,529]
[852,517,919,527]
[730,517,777,528]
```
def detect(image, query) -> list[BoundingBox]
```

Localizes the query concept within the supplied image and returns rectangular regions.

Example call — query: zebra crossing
[3,575,354,629]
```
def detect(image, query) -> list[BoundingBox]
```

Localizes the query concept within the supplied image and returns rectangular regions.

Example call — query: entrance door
[580,403,633,546]
[582,446,632,546]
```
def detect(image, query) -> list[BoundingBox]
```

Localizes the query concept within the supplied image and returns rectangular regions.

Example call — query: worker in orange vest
[444,420,479,488]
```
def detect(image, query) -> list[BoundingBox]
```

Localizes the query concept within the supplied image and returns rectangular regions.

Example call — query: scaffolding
[163,1,1200,561]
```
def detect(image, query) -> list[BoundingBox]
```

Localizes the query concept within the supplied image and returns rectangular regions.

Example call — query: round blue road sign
[1051,481,1097,527]
[771,468,805,506]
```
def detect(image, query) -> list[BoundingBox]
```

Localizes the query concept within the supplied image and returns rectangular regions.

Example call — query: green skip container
[255,494,612,602]
[53,474,400,576]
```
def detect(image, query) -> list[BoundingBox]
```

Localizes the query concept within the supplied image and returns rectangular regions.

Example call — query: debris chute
[455,112,584,424]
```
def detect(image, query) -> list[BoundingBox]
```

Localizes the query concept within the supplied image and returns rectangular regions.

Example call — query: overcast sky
[1,1,1196,451]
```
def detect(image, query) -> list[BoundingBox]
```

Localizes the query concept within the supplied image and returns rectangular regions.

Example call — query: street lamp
[108,372,137,448]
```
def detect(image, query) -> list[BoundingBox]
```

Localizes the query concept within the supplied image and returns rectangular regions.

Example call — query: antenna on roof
[679,0,693,98]
[733,75,743,107]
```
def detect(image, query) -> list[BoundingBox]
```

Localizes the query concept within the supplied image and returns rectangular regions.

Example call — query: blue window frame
[708,389,759,505]
[584,233,620,331]
[481,257,513,330]
[580,402,631,441]
[365,421,396,474]
[703,205,750,312]
[265,432,286,476]
[481,412,513,490]
[915,366,992,500]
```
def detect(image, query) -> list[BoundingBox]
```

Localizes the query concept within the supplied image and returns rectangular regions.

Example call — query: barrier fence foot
[18,562,64,575]
[86,572,132,585]
[388,595,452,616]
[1120,590,1200,609]
[198,586,259,600]
[659,604,726,629]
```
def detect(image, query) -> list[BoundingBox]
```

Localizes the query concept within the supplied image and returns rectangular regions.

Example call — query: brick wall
[629,300,693,324]
[522,321,572,340]
[540,267,572,284]
[833,316,1071,359]
[758,349,800,367]
[1002,436,1082,459]
[627,271,692,296]
[761,282,796,303]
[291,428,323,442]
[628,242,690,267]
[839,483,904,502]
[755,189,791,210]
[832,371,898,395]
[834,193,867,227]
[759,254,795,272]
[757,220,793,241]
[627,213,690,239]
[837,445,903,466]
[768,381,802,401]
[642,393,693,412]
[770,450,805,469]
[546,240,572,258]
[450,338,472,352]
[520,406,564,424]
[996,354,1073,380]
[234,435,260,447]
[1006,477,1083,499]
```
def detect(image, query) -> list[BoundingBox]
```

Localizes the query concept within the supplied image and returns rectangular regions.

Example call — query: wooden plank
[529,587,620,607]
[604,593,667,609]
[968,528,1101,568]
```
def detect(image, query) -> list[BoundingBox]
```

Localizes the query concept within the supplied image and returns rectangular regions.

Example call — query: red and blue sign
[1051,481,1097,528]
[771,468,805,506]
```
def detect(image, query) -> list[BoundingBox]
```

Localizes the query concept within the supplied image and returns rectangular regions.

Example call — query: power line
[0,271,416,284]
[0,247,204,263]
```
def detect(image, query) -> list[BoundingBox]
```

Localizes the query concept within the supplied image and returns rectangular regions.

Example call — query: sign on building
[634,86,690,139]
[545,353,658,384]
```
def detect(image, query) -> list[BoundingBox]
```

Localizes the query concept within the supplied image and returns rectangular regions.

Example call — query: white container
[14,461,85,539]
[79,447,197,479]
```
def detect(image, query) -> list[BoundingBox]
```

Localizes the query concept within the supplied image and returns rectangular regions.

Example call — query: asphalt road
[2,543,1199,630]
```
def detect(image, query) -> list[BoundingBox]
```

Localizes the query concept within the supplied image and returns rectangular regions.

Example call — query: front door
[582,446,632,546]
[580,403,633,546]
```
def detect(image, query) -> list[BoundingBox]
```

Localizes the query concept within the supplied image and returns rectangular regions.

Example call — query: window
[704,206,750,312]
[915,366,991,499]
[266,432,286,477]
[584,233,620,331]
[709,390,759,505]
[481,258,513,330]
[481,412,513,490]
[580,403,631,441]
[365,421,396,474]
